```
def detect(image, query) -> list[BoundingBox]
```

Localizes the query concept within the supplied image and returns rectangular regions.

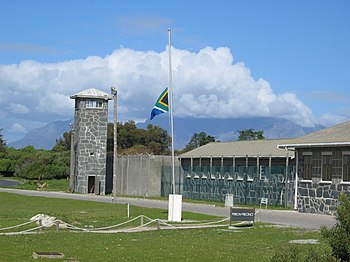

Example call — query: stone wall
[296,146,350,214]
[297,182,350,214]
[73,98,108,194]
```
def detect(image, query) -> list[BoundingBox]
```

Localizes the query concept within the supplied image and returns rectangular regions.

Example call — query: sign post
[230,207,255,226]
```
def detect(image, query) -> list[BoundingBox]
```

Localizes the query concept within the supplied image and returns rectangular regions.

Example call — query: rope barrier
[0,214,233,235]
[0,225,45,236]
[0,220,36,231]
[58,215,143,232]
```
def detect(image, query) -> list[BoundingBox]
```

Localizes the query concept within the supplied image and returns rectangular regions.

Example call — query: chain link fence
[161,165,295,207]
[107,154,295,207]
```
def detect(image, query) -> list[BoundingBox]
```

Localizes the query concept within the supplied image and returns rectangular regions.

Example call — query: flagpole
[168,28,176,195]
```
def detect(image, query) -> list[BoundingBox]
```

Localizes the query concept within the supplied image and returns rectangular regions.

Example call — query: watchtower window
[85,100,103,108]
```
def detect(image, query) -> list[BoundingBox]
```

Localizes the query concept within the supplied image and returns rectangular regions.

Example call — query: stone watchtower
[70,88,112,194]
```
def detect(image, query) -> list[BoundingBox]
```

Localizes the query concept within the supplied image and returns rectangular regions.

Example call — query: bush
[270,245,339,262]
[321,193,350,261]
[270,245,299,262]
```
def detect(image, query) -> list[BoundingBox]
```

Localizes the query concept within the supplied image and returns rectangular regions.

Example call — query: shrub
[270,245,339,262]
[321,193,350,261]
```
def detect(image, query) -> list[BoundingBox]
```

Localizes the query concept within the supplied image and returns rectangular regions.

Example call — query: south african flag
[150,87,169,120]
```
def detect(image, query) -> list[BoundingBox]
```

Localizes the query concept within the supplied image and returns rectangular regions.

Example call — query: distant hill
[8,116,323,150]
[138,116,323,149]
[8,120,71,150]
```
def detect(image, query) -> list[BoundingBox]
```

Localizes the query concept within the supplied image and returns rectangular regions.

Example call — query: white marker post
[167,28,182,222]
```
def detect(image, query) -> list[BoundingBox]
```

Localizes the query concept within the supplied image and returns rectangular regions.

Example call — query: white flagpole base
[168,194,182,222]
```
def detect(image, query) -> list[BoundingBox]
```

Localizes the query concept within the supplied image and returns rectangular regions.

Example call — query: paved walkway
[0,188,336,230]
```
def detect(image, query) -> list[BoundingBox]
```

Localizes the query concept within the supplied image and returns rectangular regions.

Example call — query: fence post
[55,221,60,231]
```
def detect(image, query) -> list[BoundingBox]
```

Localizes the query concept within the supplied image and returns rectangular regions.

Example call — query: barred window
[343,154,350,182]
[322,154,332,181]
[302,155,312,180]
[85,100,103,108]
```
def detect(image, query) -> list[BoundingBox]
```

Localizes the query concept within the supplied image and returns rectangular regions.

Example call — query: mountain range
[8,117,322,150]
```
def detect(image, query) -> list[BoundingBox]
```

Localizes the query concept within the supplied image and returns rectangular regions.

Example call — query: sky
[0,0,349,143]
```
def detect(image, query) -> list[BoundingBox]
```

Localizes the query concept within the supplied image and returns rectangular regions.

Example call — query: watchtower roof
[70,88,112,100]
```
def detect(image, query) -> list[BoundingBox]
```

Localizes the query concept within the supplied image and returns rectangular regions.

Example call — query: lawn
[0,192,329,261]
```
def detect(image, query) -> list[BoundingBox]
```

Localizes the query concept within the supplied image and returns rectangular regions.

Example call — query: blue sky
[0,0,349,142]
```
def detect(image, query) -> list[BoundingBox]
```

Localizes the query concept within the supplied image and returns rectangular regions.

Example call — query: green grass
[0,192,329,261]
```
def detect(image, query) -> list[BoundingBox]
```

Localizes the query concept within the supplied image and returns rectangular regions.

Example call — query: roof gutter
[277,142,350,149]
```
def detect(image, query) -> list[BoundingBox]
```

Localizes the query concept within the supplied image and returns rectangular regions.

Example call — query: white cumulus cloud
[8,103,29,114]
[8,123,26,134]
[0,46,323,132]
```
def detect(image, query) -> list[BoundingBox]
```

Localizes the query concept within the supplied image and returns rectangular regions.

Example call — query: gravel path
[0,188,336,230]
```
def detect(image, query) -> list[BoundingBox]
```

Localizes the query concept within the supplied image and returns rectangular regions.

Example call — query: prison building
[179,139,296,207]
[70,88,112,194]
[278,120,350,214]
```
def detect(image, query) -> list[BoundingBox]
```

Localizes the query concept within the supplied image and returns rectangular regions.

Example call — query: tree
[52,130,72,151]
[145,124,170,154]
[183,132,215,152]
[237,128,264,141]
[117,120,138,149]
[107,121,170,155]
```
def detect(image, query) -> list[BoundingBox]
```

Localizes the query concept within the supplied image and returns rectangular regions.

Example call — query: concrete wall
[106,154,180,197]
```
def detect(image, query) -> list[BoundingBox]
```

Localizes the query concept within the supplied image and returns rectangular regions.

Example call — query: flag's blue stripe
[150,107,166,120]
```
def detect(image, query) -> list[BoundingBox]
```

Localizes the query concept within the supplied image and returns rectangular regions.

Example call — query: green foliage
[15,149,69,180]
[0,144,69,180]
[270,245,299,262]
[145,124,170,154]
[52,130,72,151]
[0,154,12,172]
[237,128,265,141]
[321,193,350,261]
[107,121,170,155]
[270,245,339,262]
[183,132,215,152]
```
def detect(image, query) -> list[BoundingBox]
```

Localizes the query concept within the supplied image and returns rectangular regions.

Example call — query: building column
[210,156,213,175]
[294,151,299,210]
[191,156,193,173]
[256,155,260,179]
[285,153,289,207]
[221,156,224,178]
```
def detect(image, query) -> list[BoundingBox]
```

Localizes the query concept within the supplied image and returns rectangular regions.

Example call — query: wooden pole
[111,87,118,200]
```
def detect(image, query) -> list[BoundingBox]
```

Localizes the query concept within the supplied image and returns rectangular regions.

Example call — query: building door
[88,176,95,193]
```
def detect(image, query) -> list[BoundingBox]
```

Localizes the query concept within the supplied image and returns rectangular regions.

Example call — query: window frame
[85,99,103,109]
[302,154,312,181]
[321,152,332,182]
[343,152,350,182]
